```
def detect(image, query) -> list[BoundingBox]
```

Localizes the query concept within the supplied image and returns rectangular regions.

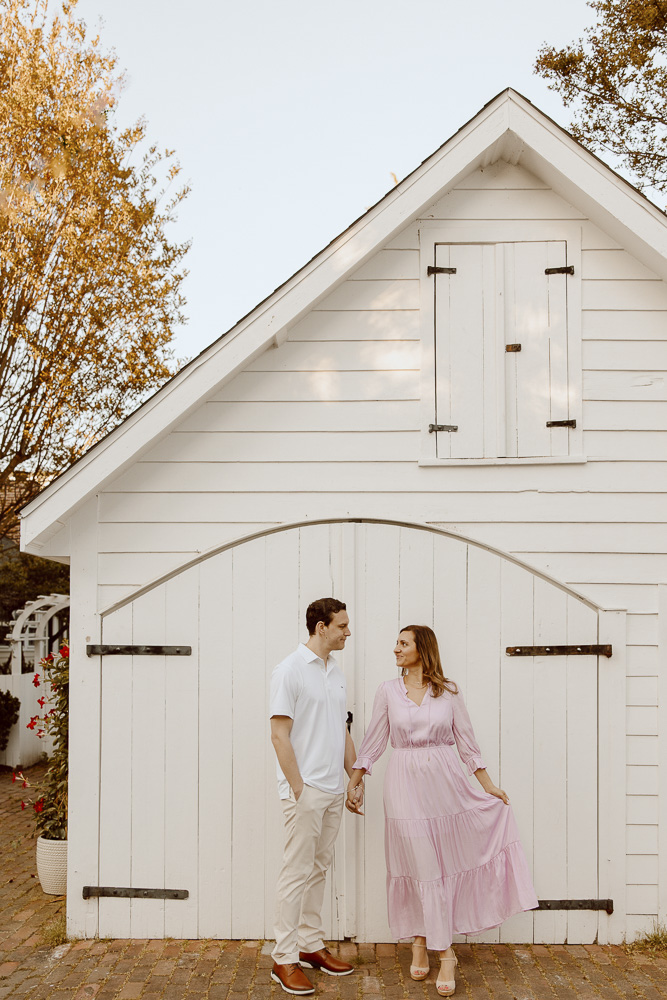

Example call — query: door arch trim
[100,516,607,617]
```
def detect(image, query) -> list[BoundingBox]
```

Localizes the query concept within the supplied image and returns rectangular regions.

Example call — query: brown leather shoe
[270,963,315,995]
[299,947,354,976]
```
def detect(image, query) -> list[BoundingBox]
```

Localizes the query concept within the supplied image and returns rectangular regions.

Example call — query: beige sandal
[436,952,457,996]
[410,942,430,981]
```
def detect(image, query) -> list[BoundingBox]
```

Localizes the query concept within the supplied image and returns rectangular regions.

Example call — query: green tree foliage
[535,1,667,194]
[0,0,190,537]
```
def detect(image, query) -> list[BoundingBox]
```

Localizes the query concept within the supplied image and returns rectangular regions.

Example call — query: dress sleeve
[451,690,487,776]
[353,682,390,776]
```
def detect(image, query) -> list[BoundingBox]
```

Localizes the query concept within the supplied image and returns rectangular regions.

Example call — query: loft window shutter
[433,244,493,459]
[504,241,570,458]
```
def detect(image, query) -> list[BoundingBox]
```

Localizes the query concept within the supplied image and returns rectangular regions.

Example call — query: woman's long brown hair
[399,624,458,698]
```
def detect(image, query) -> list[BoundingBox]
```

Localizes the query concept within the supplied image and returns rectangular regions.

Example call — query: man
[269,597,364,995]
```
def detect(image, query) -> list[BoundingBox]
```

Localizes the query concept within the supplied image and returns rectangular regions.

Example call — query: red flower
[22,781,27,788]
[59,644,69,657]
[34,799,44,813]
[21,801,26,810]
[11,773,16,783]
[26,717,37,730]
[43,653,54,663]
[37,697,45,708]
[37,730,45,738]
[32,674,40,687]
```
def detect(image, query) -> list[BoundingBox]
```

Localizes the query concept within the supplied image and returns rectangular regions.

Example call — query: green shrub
[0,688,20,751]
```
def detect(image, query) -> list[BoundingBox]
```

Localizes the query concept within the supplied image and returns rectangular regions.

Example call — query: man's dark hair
[306,597,346,635]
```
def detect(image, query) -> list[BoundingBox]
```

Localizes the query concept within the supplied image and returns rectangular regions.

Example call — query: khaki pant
[272,784,344,965]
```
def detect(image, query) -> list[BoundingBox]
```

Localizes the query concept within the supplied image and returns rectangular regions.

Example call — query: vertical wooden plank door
[97,520,601,944]
[352,523,600,945]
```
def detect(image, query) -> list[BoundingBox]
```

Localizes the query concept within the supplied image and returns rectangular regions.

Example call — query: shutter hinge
[546,419,576,428]
[545,265,574,275]
[429,423,458,433]
[427,266,457,276]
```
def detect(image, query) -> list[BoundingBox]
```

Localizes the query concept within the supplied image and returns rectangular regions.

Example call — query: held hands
[345,780,364,815]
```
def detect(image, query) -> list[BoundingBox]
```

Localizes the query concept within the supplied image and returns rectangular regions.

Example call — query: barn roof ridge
[20,87,667,552]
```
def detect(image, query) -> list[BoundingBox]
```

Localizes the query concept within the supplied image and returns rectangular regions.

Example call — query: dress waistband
[394,742,455,751]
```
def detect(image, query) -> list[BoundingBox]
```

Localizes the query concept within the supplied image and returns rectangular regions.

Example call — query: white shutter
[504,242,570,457]
[433,244,501,458]
[433,241,571,459]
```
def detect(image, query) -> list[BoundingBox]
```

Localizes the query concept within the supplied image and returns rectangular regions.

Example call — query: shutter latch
[546,419,576,428]
[505,344,522,352]
[427,266,457,276]
[429,423,458,433]
[545,265,574,275]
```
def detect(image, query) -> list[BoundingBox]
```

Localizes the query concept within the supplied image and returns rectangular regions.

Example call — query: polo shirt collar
[299,642,337,667]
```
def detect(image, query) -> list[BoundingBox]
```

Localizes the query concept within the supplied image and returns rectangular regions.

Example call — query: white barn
[21,89,667,945]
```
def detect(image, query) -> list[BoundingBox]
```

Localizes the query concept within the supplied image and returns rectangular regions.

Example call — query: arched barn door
[97,520,603,944]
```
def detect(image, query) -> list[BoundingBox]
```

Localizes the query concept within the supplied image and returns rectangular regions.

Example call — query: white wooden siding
[91,159,667,937]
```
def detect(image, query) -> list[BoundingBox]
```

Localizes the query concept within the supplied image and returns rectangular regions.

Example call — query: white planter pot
[36,836,67,895]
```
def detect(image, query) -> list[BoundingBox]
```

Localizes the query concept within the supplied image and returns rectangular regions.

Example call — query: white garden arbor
[81,518,625,945]
[0,593,69,768]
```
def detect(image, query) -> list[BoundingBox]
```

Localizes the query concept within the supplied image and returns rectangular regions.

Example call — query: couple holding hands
[269,597,537,996]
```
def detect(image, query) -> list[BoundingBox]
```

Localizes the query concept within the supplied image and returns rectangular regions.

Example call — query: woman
[346,625,538,996]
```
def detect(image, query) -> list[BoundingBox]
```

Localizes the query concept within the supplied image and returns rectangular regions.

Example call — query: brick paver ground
[2,765,666,998]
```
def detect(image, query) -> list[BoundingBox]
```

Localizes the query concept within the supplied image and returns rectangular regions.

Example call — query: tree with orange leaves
[0,0,190,537]
[535,1,667,197]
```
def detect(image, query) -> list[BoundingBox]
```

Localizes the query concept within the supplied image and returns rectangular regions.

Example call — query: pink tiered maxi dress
[353,678,538,949]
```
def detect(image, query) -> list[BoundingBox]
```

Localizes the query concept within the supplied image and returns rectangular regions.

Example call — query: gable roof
[21,87,667,553]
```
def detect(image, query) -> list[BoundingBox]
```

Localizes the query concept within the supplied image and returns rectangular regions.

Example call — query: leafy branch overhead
[0,0,190,536]
[535,0,667,195]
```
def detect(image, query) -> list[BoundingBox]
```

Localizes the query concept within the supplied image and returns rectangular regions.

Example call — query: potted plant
[14,644,69,894]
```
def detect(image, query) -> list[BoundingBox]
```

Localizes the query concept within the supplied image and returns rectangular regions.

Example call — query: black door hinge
[538,899,613,914]
[83,886,189,900]
[506,644,612,658]
[545,266,574,275]
[86,645,192,657]
[427,266,457,275]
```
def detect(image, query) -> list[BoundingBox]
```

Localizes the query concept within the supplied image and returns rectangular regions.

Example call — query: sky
[78,0,598,361]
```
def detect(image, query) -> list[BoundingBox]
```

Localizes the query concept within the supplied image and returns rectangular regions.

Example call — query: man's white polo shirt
[270,642,347,799]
